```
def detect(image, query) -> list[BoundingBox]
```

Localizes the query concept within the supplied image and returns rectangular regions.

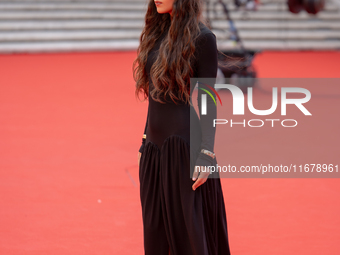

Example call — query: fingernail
[192,177,196,181]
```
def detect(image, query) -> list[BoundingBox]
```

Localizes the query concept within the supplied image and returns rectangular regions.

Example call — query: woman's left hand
[192,166,210,191]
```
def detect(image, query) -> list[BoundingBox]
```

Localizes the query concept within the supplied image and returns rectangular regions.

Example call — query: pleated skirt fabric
[139,135,231,255]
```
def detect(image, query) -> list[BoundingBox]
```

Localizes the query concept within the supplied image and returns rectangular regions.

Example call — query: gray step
[211,20,340,30]
[1,20,339,32]
[0,0,148,1]
[0,0,329,4]
[0,29,141,41]
[213,29,340,40]
[0,40,139,53]
[0,2,148,11]
[1,29,339,42]
[0,10,339,21]
[0,2,337,12]
[0,0,149,1]
[0,20,144,31]
[212,10,340,20]
[209,2,338,12]
[0,39,338,54]
[218,40,340,50]
[0,10,145,20]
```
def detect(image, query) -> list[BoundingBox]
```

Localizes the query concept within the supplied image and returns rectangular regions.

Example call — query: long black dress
[138,22,231,255]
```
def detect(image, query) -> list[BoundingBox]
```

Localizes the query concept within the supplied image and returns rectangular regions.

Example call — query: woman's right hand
[138,152,142,166]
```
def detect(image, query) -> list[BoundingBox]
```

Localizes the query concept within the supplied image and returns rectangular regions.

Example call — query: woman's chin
[156,8,170,14]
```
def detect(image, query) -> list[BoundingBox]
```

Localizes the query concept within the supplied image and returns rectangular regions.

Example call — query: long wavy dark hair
[133,0,204,104]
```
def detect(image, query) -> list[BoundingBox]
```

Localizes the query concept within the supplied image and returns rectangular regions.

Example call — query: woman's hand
[138,152,142,166]
[192,166,210,191]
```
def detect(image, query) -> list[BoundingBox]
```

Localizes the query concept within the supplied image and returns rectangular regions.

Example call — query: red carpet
[0,50,339,254]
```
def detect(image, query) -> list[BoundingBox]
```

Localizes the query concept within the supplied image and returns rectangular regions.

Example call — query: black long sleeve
[194,30,218,167]
[138,105,149,153]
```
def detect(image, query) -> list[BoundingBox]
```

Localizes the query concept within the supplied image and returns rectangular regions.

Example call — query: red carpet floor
[0,50,339,255]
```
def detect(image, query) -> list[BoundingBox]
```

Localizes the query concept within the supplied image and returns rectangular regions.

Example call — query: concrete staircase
[0,0,339,53]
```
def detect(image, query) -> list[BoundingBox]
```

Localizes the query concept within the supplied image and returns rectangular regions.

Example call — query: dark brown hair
[133,0,204,104]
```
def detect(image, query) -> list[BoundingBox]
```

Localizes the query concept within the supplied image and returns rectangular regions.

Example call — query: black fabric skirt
[139,135,231,255]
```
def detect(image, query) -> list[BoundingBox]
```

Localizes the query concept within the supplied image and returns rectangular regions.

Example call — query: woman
[133,0,231,254]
